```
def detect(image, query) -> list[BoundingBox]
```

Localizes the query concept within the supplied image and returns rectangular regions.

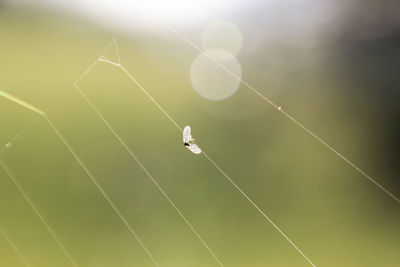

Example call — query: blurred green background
[0,1,399,266]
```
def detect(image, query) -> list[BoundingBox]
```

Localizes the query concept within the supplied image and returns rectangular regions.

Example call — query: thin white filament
[0,159,77,267]
[1,60,160,267]
[2,38,318,266]
[0,90,45,115]
[0,42,160,265]
[119,64,183,132]
[1,58,99,153]
[113,38,121,64]
[98,53,316,266]
[0,227,30,267]
[202,151,316,267]
[154,19,399,204]
[74,84,224,267]
[43,116,160,267]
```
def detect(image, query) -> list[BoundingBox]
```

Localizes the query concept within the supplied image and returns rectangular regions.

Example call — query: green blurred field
[0,4,399,267]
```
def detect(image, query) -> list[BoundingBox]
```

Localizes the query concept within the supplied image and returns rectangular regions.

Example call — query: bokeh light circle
[190,49,242,101]
[202,21,243,56]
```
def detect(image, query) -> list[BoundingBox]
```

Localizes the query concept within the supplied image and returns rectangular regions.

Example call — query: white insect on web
[0,40,225,267]
[183,125,202,154]
[2,33,398,266]
[154,18,400,204]
[91,40,315,266]
[1,38,312,267]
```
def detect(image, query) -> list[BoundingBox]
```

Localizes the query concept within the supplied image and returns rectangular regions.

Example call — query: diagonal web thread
[98,38,121,65]
[0,41,159,266]
[0,159,77,267]
[43,116,159,267]
[2,31,399,265]
[1,51,100,154]
[73,83,224,267]
[97,40,317,267]
[1,37,315,266]
[0,227,30,267]
[152,18,400,204]
[2,37,321,266]
[1,38,123,154]
[77,38,223,266]
[0,92,160,267]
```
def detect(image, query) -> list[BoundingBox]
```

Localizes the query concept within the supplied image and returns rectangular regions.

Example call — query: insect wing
[187,143,201,154]
[183,126,192,143]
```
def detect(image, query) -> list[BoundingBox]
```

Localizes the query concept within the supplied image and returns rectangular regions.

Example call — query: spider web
[1,22,399,266]
[1,39,315,267]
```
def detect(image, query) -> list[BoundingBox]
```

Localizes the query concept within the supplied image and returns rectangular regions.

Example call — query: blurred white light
[190,49,242,101]
[11,0,260,29]
[202,21,243,56]
[80,0,218,29]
